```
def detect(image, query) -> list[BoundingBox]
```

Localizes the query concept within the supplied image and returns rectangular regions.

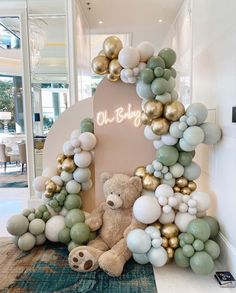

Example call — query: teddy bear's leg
[98,238,132,277]
[68,236,109,273]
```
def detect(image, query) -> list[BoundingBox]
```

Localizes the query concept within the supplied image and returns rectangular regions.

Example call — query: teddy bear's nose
[107,200,114,206]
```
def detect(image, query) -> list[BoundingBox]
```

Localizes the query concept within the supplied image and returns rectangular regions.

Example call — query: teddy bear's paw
[98,251,124,277]
[85,218,102,231]
[68,246,100,272]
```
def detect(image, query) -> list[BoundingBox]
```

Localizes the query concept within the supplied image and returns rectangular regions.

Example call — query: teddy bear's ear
[129,176,142,192]
[100,172,112,184]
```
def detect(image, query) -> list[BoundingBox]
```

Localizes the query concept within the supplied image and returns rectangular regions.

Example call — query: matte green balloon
[200,122,221,144]
[183,244,195,257]
[136,80,155,100]
[174,248,190,268]
[186,103,208,125]
[64,194,82,210]
[155,93,171,104]
[204,240,220,260]
[42,211,51,222]
[190,251,214,275]
[158,48,177,68]
[154,67,164,77]
[12,236,19,247]
[178,151,194,166]
[183,126,204,146]
[203,216,220,238]
[18,232,36,251]
[151,78,169,95]
[163,69,171,80]
[147,56,165,69]
[22,209,31,217]
[187,219,211,242]
[7,214,29,236]
[56,193,66,203]
[54,206,62,213]
[29,219,45,235]
[59,227,71,244]
[49,199,59,209]
[81,118,94,133]
[193,239,204,251]
[65,209,85,228]
[183,233,194,244]
[156,145,179,166]
[140,68,155,84]
[36,233,46,245]
[70,223,90,244]
[68,241,81,252]
[37,205,48,213]
[88,231,97,241]
[35,210,43,219]
[179,239,186,248]
[170,67,177,78]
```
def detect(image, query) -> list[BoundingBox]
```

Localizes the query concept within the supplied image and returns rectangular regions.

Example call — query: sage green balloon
[136,80,155,100]
[190,251,214,275]
[193,239,204,251]
[36,233,46,245]
[200,122,221,144]
[68,241,81,252]
[158,48,176,68]
[64,194,82,210]
[54,206,62,213]
[183,126,204,146]
[174,247,190,268]
[183,162,201,180]
[28,213,35,222]
[156,145,179,166]
[163,69,171,80]
[65,209,85,228]
[140,68,155,84]
[81,118,94,133]
[151,78,169,95]
[29,219,45,235]
[183,244,195,257]
[170,67,177,78]
[187,219,211,242]
[7,214,29,236]
[178,151,194,166]
[204,240,220,260]
[155,93,171,104]
[147,56,165,69]
[42,211,51,222]
[183,233,194,244]
[203,216,220,238]
[70,223,90,244]
[88,231,97,241]
[37,205,48,213]
[154,67,164,77]
[186,103,208,125]
[169,122,183,138]
[18,232,36,251]
[56,193,66,203]
[49,199,59,209]
[59,227,71,244]
[22,209,31,217]
[35,210,43,219]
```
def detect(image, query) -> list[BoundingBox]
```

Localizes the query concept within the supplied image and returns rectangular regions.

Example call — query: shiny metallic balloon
[103,36,123,59]
[164,101,185,121]
[107,73,120,82]
[161,223,179,238]
[151,118,170,135]
[142,174,161,191]
[176,176,188,188]
[144,100,163,119]
[141,111,152,125]
[134,166,146,178]
[62,158,76,173]
[109,59,122,76]
[92,55,110,75]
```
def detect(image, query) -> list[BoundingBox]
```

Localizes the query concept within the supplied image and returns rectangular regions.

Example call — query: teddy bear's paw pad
[68,247,99,272]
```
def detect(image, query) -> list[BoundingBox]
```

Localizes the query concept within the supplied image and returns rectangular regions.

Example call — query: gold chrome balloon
[92,55,110,75]
[55,185,62,193]
[169,237,179,249]
[162,237,168,248]
[152,222,162,230]
[166,247,174,259]
[44,191,54,198]
[161,224,179,239]
[57,164,62,175]
[173,186,181,193]
[164,101,185,121]
[144,100,163,119]
[141,111,152,125]
[45,180,57,193]
[103,36,123,59]
[176,177,188,188]
[188,181,197,191]
[181,187,191,195]
[134,166,146,178]
[109,59,122,76]
[142,174,160,191]
[57,153,66,164]
[107,73,120,82]
[62,158,76,173]
[98,49,106,56]
[151,118,170,135]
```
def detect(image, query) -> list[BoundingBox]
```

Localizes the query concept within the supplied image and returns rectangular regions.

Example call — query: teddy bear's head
[101,172,142,209]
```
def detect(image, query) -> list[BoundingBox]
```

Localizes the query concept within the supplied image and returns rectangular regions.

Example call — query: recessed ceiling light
[158,19,163,23]
[98,20,103,24]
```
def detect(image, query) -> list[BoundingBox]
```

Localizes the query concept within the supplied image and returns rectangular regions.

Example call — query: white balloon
[133,67,140,76]
[81,179,93,191]
[120,69,128,83]
[183,126,204,146]
[162,205,172,214]
[153,139,164,149]
[155,184,174,198]
[186,103,208,125]
[159,209,175,224]
[73,168,91,183]
[42,167,57,178]
[45,215,66,242]
[138,62,147,71]
[60,171,73,182]
[200,122,222,144]
[175,212,196,232]
[70,137,81,148]
[124,68,133,78]
[33,176,48,192]
[51,176,63,186]
[59,207,69,216]
[63,141,74,156]
[137,41,154,62]
[158,196,168,206]
[168,196,178,207]
[128,77,137,84]
[179,203,188,213]
[74,151,92,168]
[161,133,178,145]
[183,162,201,180]
[179,138,196,151]
[79,132,97,151]
[66,180,81,194]
[148,247,168,267]
[70,129,80,140]
[144,126,160,140]
[190,191,211,212]
[118,46,140,69]
[169,163,184,178]
[133,195,161,224]
[127,229,151,253]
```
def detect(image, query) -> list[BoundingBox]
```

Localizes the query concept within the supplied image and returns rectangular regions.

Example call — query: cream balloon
[118,47,140,69]
[137,41,154,62]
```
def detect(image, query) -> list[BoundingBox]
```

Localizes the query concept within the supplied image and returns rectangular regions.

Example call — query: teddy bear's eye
[118,194,120,197]
[110,191,113,194]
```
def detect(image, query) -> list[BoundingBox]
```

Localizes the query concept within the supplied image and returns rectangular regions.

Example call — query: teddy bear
[68,172,145,277]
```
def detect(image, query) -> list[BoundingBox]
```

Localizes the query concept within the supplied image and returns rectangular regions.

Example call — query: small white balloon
[70,137,81,148]
[159,209,175,224]
[145,226,160,236]
[74,151,92,168]
[138,62,147,71]
[168,196,178,207]
[144,126,160,140]
[74,147,82,154]
[179,203,188,213]
[133,67,140,76]
[51,176,63,186]
[152,238,163,248]
[191,191,211,212]
[63,141,74,156]
[81,179,93,191]
[153,139,164,149]
[45,215,66,242]
[188,198,197,208]
[162,205,172,214]
[161,133,178,145]
[188,207,197,215]
[175,212,196,232]
[158,196,168,206]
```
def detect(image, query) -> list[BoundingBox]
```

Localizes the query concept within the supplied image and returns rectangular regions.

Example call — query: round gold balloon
[44,191,54,198]
[166,247,174,259]
[103,36,123,59]
[164,101,185,121]
[144,100,163,119]
[62,158,76,173]
[98,49,106,56]
[152,222,162,230]
[162,237,168,248]
[188,181,197,191]
[173,186,181,193]
[161,224,179,239]
[176,177,188,188]
[142,174,160,191]
[46,181,57,193]
[92,55,110,75]
[107,73,120,82]
[134,166,146,178]
[55,185,62,193]
[151,118,170,135]
[109,59,122,76]
[57,164,62,175]
[181,187,191,195]
[57,153,66,164]
[141,111,152,125]
[169,237,179,249]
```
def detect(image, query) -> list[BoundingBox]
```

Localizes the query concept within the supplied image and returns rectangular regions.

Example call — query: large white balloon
[175,212,196,232]
[79,132,97,151]
[45,215,66,242]
[147,247,168,267]
[118,46,140,69]
[183,162,201,180]
[133,195,161,224]
[42,167,57,178]
[200,122,222,144]
[155,184,174,198]
[186,103,208,125]
[127,229,151,253]
[33,176,49,192]
[137,41,154,62]
[74,151,92,168]
[191,191,211,212]
[183,126,204,146]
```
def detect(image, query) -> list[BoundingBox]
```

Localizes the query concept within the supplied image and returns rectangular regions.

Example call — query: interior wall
[191,0,236,274]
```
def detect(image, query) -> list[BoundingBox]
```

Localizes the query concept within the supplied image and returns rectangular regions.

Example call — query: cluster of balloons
[175,217,220,274]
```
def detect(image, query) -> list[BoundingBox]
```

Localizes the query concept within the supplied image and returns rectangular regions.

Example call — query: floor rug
[0,181,28,188]
[0,171,28,188]
[0,238,157,293]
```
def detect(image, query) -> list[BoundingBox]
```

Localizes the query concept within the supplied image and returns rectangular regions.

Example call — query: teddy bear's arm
[85,202,106,231]
[123,217,146,239]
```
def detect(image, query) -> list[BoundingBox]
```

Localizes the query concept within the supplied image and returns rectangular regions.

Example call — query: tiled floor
[0,188,235,292]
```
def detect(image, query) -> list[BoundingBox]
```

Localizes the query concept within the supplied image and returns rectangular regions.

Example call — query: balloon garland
[6,35,222,276]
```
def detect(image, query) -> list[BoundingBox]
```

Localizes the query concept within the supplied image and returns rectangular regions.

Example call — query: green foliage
[0,80,15,130]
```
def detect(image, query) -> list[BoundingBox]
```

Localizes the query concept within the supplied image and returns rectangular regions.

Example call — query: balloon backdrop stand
[6,36,223,278]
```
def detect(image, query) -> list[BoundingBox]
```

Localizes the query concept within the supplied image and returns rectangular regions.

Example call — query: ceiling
[80,0,183,50]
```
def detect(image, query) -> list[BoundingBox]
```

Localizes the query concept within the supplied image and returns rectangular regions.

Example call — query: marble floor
[0,188,235,292]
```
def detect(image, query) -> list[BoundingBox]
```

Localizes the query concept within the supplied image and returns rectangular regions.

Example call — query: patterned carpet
[0,238,157,293]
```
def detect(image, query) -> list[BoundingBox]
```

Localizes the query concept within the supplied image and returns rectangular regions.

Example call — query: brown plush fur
[68,173,145,277]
